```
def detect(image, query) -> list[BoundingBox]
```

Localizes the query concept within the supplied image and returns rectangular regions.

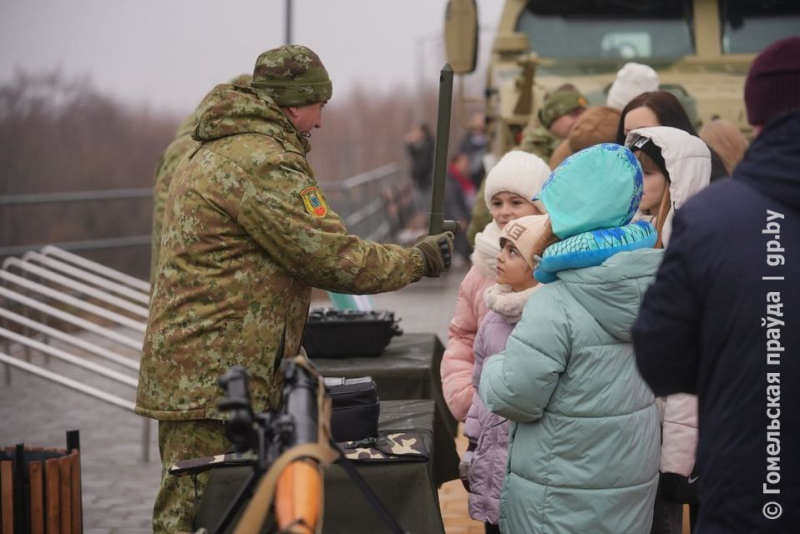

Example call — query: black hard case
[303,308,402,358]
[324,377,380,442]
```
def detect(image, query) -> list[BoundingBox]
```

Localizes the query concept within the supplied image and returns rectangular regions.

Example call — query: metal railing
[0,164,417,464]
[318,162,416,242]
[0,188,153,258]
[0,165,415,259]
[1,246,150,461]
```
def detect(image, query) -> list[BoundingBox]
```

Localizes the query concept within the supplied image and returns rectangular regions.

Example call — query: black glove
[659,471,700,505]
[413,232,454,277]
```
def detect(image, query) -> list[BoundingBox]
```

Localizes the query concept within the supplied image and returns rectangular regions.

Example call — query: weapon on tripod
[428,63,461,237]
[203,357,407,534]
[215,360,331,534]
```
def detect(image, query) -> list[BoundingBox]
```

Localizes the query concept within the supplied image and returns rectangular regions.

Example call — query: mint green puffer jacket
[479,249,662,534]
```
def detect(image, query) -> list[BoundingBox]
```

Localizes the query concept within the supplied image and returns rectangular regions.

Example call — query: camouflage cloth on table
[339,433,429,462]
[170,450,254,477]
[517,123,563,162]
[137,81,425,423]
[467,179,492,246]
[154,420,229,534]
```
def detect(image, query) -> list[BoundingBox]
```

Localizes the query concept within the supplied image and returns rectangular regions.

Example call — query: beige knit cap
[499,214,550,268]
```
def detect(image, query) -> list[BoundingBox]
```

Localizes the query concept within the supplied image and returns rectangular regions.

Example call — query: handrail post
[142,418,151,463]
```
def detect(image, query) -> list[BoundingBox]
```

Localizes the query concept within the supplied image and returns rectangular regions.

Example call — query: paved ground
[1,262,477,533]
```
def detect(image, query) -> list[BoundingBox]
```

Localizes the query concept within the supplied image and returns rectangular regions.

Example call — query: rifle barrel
[429,64,454,235]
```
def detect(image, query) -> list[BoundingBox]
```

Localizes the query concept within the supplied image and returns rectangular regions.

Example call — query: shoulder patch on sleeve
[300,186,328,218]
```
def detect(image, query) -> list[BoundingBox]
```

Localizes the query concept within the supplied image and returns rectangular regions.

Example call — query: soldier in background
[518,86,587,161]
[149,74,252,283]
[136,45,454,532]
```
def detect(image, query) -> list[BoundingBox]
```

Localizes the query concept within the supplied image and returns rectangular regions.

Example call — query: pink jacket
[659,394,698,476]
[441,264,494,421]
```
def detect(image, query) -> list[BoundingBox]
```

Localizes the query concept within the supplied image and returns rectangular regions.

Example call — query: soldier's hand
[413,232,454,277]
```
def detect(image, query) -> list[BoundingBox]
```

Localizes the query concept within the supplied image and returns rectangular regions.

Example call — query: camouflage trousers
[153,419,229,533]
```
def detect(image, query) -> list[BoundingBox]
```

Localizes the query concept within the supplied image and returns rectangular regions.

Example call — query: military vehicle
[445,0,800,155]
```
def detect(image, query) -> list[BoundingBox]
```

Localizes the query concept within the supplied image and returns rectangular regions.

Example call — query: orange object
[275,457,322,534]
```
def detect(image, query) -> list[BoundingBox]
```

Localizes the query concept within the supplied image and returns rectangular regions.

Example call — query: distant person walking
[633,36,800,533]
[459,112,489,189]
[404,122,435,213]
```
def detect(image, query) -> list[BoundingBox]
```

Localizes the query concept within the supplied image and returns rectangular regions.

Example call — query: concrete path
[1,262,481,533]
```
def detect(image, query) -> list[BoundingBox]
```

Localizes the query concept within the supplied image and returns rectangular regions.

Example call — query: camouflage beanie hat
[251,45,333,107]
[538,88,588,129]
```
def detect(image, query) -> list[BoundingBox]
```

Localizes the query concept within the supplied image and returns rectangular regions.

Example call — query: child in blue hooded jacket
[480,144,661,534]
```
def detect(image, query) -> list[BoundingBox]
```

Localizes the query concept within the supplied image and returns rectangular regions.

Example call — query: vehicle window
[516,0,695,59]
[720,0,800,54]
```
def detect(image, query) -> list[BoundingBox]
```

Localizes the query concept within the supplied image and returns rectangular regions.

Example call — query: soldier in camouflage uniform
[517,86,588,161]
[136,45,454,533]
[150,74,252,283]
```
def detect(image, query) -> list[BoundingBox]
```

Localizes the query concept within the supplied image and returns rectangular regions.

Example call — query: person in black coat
[405,122,435,219]
[633,37,800,534]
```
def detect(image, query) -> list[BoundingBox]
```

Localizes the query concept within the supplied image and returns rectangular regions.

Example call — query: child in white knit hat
[441,150,551,424]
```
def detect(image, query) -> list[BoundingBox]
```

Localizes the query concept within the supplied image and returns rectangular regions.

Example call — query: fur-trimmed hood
[483,283,540,323]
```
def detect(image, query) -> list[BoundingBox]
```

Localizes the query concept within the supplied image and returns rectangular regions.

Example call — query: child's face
[641,167,668,213]
[637,153,669,214]
[496,241,536,291]
[490,192,541,228]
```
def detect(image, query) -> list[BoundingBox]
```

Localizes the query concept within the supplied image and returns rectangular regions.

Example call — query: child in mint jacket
[480,144,661,534]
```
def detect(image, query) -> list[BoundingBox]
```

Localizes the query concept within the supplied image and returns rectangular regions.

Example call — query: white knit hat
[499,214,549,268]
[606,62,660,110]
[484,150,551,208]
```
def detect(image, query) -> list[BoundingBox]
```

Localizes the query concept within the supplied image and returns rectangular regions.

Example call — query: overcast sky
[0,0,503,115]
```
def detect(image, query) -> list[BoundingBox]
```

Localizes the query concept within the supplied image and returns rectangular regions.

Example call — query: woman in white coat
[626,126,712,534]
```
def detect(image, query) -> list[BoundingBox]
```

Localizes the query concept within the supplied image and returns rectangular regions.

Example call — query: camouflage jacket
[517,123,562,162]
[136,84,425,421]
[467,179,492,246]
[150,114,199,283]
